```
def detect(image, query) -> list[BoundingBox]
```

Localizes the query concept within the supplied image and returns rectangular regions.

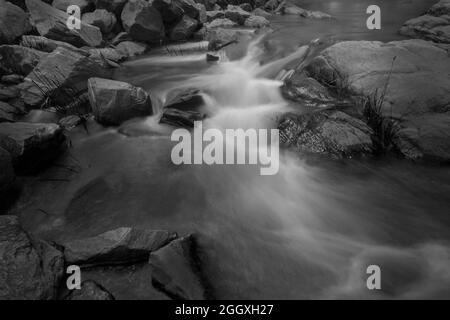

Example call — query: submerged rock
[278,110,374,158]
[0,0,31,44]
[0,215,64,300]
[0,45,46,76]
[160,108,206,128]
[165,88,205,111]
[149,235,207,300]
[0,122,66,173]
[26,0,103,48]
[62,227,176,267]
[87,78,153,126]
[65,280,115,300]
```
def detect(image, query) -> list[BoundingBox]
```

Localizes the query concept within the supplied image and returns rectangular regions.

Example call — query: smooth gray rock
[0,0,31,44]
[0,215,64,300]
[88,78,153,126]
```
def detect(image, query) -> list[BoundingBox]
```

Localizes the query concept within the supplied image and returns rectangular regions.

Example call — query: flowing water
[15,0,450,299]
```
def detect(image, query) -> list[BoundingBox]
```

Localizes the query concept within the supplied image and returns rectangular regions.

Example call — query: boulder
[264,0,280,11]
[20,35,86,54]
[206,10,225,22]
[205,18,237,28]
[26,0,103,48]
[0,122,66,173]
[62,227,176,266]
[151,0,184,24]
[52,0,94,13]
[58,115,84,131]
[400,14,450,44]
[0,45,46,76]
[0,0,32,44]
[278,110,374,158]
[240,3,252,12]
[0,147,15,192]
[0,215,64,300]
[149,235,207,300]
[65,280,115,300]
[0,85,20,101]
[175,0,200,19]
[87,78,153,126]
[20,46,111,107]
[197,3,207,24]
[225,5,251,25]
[206,28,239,50]
[94,0,128,14]
[244,15,270,28]
[121,0,165,44]
[170,15,199,41]
[115,41,148,57]
[160,108,205,128]
[88,47,127,64]
[82,9,117,35]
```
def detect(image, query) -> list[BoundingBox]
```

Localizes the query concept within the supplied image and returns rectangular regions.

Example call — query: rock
[20,35,86,54]
[278,2,332,19]
[52,0,93,13]
[58,115,84,131]
[26,0,103,48]
[0,101,22,122]
[62,227,176,266]
[205,18,237,28]
[0,45,46,76]
[264,0,280,11]
[428,0,450,16]
[82,9,117,35]
[244,15,270,28]
[225,5,251,25]
[170,15,199,41]
[94,0,128,14]
[111,32,132,45]
[121,0,165,44]
[394,113,450,162]
[160,108,205,127]
[206,28,239,50]
[0,0,31,44]
[300,40,450,117]
[151,0,184,24]
[252,8,271,18]
[400,14,450,44]
[193,27,207,41]
[88,47,127,64]
[194,0,217,11]
[115,41,148,57]
[175,0,201,19]
[65,280,115,300]
[149,235,207,300]
[206,53,220,62]
[0,147,15,192]
[0,122,66,173]
[0,85,20,101]
[20,46,111,107]
[278,110,374,158]
[197,3,207,24]
[87,78,153,126]
[1,74,24,84]
[206,10,225,22]
[0,215,64,300]
[240,3,252,12]
[165,88,205,111]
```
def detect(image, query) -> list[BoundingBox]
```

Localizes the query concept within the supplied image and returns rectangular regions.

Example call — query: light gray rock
[65,280,115,300]
[82,9,117,35]
[252,8,272,18]
[115,41,148,57]
[205,17,237,28]
[0,45,47,76]
[121,0,165,44]
[26,0,103,47]
[0,215,64,300]
[88,78,153,125]
[0,0,31,44]
[244,15,270,28]
[62,227,176,266]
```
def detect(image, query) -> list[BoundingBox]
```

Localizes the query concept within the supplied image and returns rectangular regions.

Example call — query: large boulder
[278,110,374,158]
[94,0,128,14]
[0,215,64,300]
[165,88,205,111]
[121,0,165,44]
[87,78,154,125]
[0,0,31,44]
[170,15,199,41]
[26,0,103,47]
[20,46,111,107]
[0,45,46,76]
[65,280,115,300]
[151,0,184,24]
[149,235,207,300]
[0,147,15,192]
[52,0,94,13]
[82,9,118,35]
[62,227,176,267]
[0,122,66,173]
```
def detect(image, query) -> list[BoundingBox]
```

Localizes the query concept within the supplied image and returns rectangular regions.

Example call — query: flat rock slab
[62,227,176,267]
[0,215,64,300]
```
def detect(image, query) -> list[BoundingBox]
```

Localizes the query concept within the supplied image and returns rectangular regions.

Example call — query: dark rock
[52,0,94,13]
[0,45,47,76]
[121,0,165,44]
[175,0,201,19]
[111,32,132,46]
[165,88,205,111]
[149,235,207,300]
[26,0,103,48]
[82,9,118,35]
[94,0,128,15]
[0,147,15,192]
[88,77,153,126]
[170,15,199,41]
[115,41,148,57]
[1,74,23,84]
[206,53,220,62]
[20,46,111,107]
[264,0,280,11]
[88,47,127,64]
[151,0,184,25]
[240,3,252,12]
[62,227,176,267]
[0,122,66,173]
[58,115,84,131]
[0,101,22,122]
[20,35,86,54]
[278,110,374,158]
[160,108,205,128]
[225,5,251,25]
[65,280,115,300]
[0,0,32,44]
[194,0,217,11]
[0,215,64,300]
